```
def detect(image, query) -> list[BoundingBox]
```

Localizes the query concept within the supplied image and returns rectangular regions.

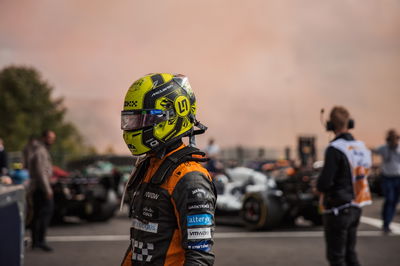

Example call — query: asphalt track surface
[25,197,400,266]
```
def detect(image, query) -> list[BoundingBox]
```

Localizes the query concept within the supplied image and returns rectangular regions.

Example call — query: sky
[1,0,399,156]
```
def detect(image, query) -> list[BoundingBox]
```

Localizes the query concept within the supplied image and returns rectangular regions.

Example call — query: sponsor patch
[187,228,212,240]
[132,218,158,233]
[142,206,158,219]
[188,188,208,200]
[144,191,159,200]
[188,240,212,252]
[187,214,213,227]
[187,202,212,212]
[151,84,173,97]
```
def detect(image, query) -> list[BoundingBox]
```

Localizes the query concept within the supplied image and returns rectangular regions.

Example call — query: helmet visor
[121,109,173,131]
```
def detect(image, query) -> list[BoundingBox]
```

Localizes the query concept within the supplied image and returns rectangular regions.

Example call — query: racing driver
[120,73,216,266]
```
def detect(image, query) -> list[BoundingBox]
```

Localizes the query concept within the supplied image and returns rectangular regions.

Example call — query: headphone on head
[321,109,355,132]
[325,119,354,132]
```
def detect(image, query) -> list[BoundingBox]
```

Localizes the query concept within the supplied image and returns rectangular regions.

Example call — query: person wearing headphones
[317,106,372,266]
[374,129,400,233]
[120,73,216,266]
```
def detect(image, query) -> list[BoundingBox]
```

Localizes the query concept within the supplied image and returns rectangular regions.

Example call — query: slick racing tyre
[82,190,118,222]
[242,193,283,230]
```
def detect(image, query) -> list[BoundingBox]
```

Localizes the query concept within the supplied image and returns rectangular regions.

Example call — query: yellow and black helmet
[121,73,205,155]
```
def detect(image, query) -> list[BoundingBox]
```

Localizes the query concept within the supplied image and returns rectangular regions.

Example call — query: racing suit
[121,144,216,266]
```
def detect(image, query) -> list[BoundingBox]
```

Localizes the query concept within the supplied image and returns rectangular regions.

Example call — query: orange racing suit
[121,145,216,266]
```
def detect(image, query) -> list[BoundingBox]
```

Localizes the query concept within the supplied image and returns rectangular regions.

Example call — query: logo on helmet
[151,84,173,97]
[175,96,190,117]
[131,79,144,91]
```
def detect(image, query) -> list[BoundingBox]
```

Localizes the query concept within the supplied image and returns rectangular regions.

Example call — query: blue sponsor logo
[188,240,211,252]
[132,218,158,233]
[187,214,212,227]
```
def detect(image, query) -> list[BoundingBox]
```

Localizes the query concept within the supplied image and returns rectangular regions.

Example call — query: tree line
[0,65,96,165]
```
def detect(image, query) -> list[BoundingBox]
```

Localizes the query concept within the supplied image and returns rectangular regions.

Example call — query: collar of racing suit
[145,143,187,183]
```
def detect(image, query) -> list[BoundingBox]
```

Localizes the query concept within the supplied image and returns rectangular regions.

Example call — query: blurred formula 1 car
[214,160,322,230]
[51,156,134,223]
[52,170,119,222]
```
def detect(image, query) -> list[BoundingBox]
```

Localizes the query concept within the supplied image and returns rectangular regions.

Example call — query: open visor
[121,109,174,130]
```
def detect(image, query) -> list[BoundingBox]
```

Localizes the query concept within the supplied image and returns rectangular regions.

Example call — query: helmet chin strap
[189,120,208,147]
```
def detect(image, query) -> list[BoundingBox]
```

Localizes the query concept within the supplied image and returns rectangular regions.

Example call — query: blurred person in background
[22,135,39,170]
[317,106,372,266]
[27,130,56,252]
[120,73,216,266]
[0,138,8,176]
[205,138,220,174]
[373,129,400,233]
[205,138,220,158]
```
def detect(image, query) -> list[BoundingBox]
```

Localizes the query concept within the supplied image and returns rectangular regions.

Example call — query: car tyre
[241,193,283,230]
